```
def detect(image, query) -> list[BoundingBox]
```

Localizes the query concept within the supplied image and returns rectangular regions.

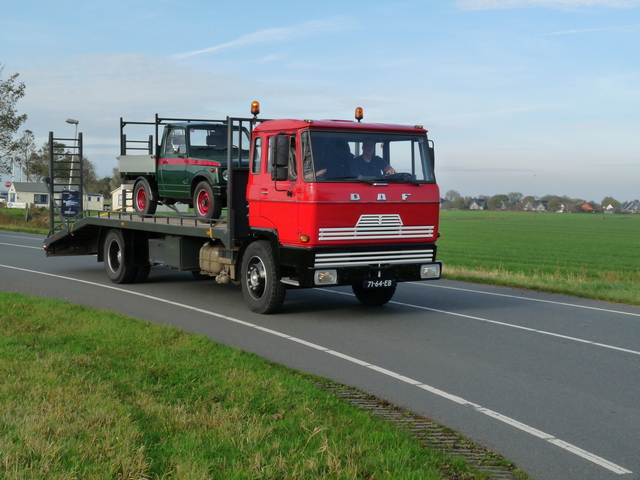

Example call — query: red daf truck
[44,104,441,313]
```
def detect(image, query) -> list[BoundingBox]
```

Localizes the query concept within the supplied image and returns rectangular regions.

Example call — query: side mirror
[271,134,290,181]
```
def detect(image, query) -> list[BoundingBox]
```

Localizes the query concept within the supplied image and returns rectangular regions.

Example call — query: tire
[133,180,157,216]
[132,264,151,283]
[352,284,396,306]
[193,181,222,220]
[104,229,137,284]
[241,240,286,314]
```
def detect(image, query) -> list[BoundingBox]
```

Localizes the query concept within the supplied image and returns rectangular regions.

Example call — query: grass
[438,210,640,305]
[0,292,485,480]
[0,207,49,234]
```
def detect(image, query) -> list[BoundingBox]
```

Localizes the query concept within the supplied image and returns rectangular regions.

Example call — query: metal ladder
[45,131,84,236]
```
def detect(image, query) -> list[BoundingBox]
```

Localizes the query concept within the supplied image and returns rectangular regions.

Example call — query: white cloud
[173,18,356,59]
[457,0,640,9]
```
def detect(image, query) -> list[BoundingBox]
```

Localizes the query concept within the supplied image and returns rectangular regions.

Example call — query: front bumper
[278,243,442,288]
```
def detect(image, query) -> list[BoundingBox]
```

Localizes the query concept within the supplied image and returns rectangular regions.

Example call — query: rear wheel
[132,264,151,283]
[352,284,396,306]
[193,181,222,220]
[104,229,137,284]
[241,240,286,314]
[133,181,157,216]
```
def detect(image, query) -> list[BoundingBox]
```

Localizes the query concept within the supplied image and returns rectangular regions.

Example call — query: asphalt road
[1,230,639,480]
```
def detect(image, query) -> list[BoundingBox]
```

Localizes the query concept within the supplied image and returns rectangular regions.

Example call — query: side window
[267,134,297,180]
[165,128,186,155]
[267,136,274,174]
[252,136,262,174]
[289,136,298,181]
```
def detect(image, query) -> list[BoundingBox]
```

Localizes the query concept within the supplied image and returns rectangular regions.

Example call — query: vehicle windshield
[302,130,434,183]
[188,125,250,162]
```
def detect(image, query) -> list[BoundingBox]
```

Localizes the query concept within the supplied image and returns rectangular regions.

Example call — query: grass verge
[0,292,487,480]
[0,207,48,234]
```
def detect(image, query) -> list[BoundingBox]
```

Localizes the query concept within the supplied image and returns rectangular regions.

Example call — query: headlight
[222,170,228,181]
[314,270,338,285]
[420,264,441,279]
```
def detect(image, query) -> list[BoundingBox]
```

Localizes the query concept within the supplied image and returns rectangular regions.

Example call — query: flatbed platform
[44,210,229,256]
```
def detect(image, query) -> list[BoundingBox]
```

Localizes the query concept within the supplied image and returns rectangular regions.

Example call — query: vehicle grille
[318,214,434,241]
[314,249,435,268]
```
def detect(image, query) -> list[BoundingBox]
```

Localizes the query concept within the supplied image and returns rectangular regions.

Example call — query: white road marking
[0,234,46,241]
[0,263,633,475]
[0,242,42,250]
[412,282,640,318]
[396,300,640,356]
[328,289,640,357]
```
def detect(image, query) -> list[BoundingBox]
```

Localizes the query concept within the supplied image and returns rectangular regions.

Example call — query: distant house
[85,193,105,211]
[557,202,571,213]
[533,201,548,212]
[581,201,600,212]
[521,200,535,211]
[7,182,50,208]
[620,200,640,213]
[469,198,487,210]
[6,182,104,210]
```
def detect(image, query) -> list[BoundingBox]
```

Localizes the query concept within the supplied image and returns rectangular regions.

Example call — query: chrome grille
[319,214,435,241]
[314,249,435,268]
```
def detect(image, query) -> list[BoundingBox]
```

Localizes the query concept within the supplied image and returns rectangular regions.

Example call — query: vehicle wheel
[193,181,222,220]
[104,229,137,284]
[241,240,286,314]
[133,181,157,216]
[352,284,396,306]
[132,264,151,283]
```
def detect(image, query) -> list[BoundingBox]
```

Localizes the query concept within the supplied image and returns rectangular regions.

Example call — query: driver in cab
[351,140,396,177]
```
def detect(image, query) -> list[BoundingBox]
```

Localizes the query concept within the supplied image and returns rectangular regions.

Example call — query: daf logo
[350,193,412,201]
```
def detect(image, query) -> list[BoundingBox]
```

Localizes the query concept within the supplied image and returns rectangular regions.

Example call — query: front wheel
[193,181,222,220]
[241,241,286,314]
[104,229,137,284]
[352,284,396,306]
[133,181,157,216]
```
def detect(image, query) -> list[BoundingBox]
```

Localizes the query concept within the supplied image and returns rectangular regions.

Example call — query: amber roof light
[355,107,363,122]
[251,101,260,116]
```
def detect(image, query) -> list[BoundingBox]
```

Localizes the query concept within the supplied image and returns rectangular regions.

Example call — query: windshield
[188,125,250,162]
[302,130,434,183]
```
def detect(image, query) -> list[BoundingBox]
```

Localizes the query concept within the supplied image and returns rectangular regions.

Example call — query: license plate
[362,279,397,289]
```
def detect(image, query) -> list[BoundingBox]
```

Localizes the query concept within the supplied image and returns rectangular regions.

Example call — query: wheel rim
[107,240,121,273]
[245,256,266,300]
[136,188,147,210]
[197,189,210,216]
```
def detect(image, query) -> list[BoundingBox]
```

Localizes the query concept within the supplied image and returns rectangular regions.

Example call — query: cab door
[249,133,300,245]
[157,126,189,197]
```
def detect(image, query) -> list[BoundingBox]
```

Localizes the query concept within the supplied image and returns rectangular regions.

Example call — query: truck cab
[242,117,441,310]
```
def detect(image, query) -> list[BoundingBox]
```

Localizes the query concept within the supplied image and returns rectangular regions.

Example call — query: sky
[1,0,639,202]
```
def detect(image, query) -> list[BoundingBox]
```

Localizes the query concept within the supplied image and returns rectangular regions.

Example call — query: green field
[438,210,640,305]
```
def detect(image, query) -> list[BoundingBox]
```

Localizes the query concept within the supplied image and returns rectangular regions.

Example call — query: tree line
[0,64,118,198]
[442,190,625,213]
